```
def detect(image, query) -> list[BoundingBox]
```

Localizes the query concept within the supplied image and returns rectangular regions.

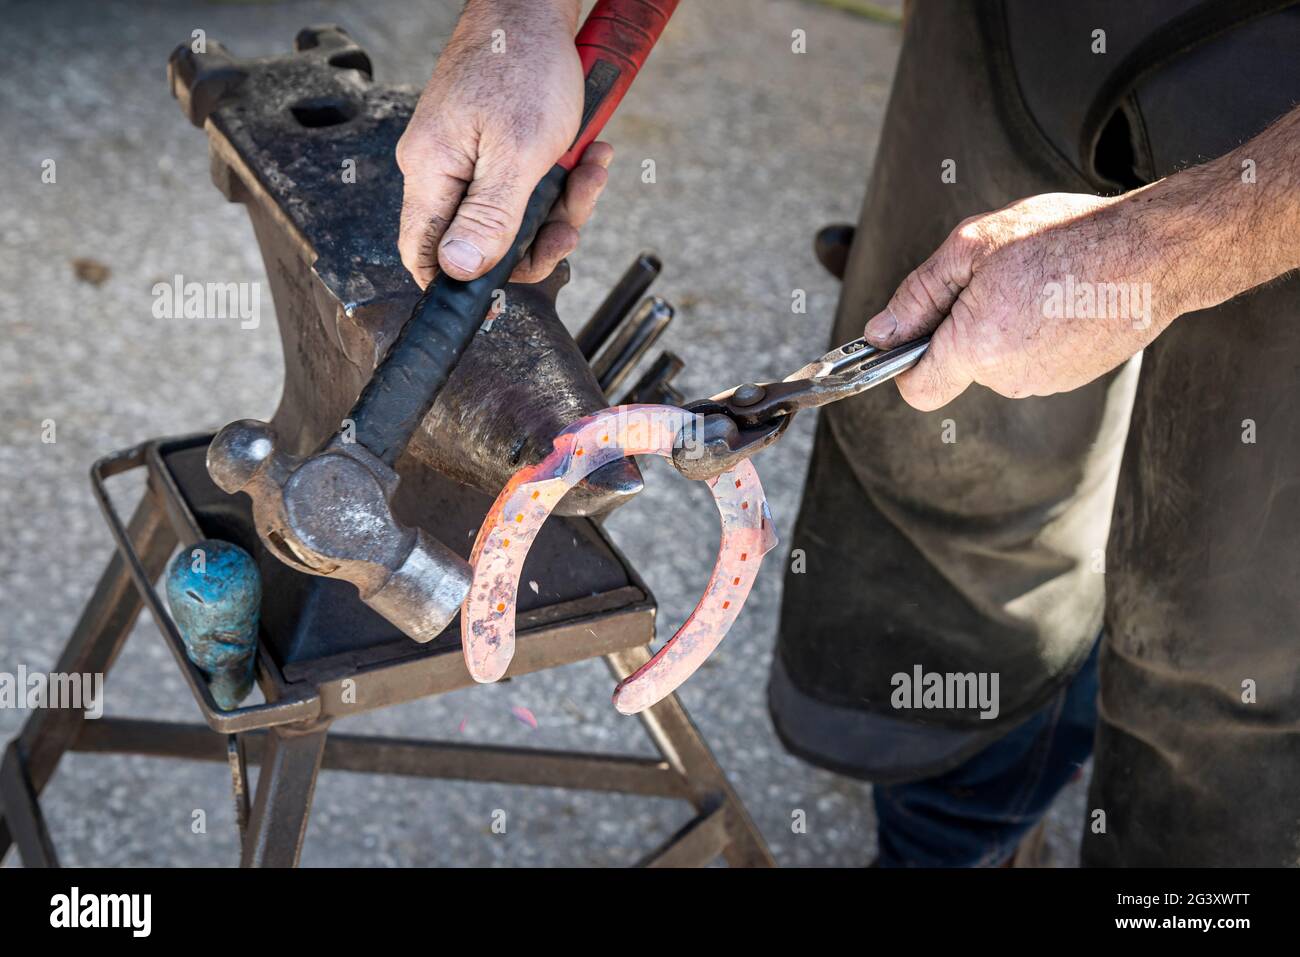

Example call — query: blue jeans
[873,639,1100,867]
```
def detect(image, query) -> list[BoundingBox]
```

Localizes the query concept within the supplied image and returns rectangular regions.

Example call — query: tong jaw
[671,404,790,481]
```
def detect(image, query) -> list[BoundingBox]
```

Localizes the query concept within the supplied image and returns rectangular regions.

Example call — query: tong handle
[716,336,930,429]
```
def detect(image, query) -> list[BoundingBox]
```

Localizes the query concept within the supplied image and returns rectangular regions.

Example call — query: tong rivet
[731,383,766,407]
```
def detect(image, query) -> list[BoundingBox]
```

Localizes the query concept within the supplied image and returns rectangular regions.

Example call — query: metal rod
[0,743,59,867]
[637,804,730,867]
[605,646,776,867]
[620,350,685,405]
[228,734,251,840]
[593,296,675,396]
[576,251,662,359]
[73,718,689,799]
[240,723,330,867]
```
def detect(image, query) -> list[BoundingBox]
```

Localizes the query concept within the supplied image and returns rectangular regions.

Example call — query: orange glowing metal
[462,404,777,714]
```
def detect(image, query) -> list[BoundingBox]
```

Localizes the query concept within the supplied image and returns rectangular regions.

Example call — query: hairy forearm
[1130,104,1300,318]
[863,108,1300,409]
[439,0,581,101]
[461,0,580,33]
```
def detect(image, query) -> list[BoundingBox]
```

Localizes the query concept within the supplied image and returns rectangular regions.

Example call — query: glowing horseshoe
[462,404,778,714]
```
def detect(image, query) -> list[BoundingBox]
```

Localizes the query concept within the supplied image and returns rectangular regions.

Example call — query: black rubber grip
[347,164,569,465]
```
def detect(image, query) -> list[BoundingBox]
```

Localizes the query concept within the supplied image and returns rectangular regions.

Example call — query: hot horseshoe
[462,404,778,714]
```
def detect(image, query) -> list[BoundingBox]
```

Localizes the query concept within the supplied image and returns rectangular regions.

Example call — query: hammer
[209,0,681,642]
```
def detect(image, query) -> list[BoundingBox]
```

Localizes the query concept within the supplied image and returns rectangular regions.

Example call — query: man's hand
[865,105,1300,411]
[863,193,1172,410]
[396,0,607,287]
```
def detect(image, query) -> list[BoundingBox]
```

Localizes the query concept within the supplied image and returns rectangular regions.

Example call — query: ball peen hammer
[208,0,681,642]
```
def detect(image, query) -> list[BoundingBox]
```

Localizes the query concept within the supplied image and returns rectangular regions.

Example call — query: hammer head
[207,419,471,642]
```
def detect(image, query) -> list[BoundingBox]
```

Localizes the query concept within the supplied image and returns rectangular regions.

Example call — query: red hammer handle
[558,0,680,171]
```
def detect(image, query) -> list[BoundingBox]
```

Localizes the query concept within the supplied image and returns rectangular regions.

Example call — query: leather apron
[770,0,1300,862]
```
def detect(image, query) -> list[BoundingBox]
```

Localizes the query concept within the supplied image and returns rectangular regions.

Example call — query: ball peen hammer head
[207,419,472,643]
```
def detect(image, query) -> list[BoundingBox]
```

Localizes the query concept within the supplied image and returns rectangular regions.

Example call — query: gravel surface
[0,0,1086,867]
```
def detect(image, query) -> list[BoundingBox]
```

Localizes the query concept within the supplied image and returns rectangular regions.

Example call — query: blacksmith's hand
[397,0,609,287]
[863,105,1300,410]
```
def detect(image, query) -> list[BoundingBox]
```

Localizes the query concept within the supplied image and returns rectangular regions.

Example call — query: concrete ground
[0,0,1087,866]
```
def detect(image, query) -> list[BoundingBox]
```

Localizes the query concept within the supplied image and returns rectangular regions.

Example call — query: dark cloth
[875,640,1100,867]
[771,0,1300,864]
[1088,247,1300,867]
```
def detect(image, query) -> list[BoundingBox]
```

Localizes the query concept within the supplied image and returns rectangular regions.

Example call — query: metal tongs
[672,336,930,480]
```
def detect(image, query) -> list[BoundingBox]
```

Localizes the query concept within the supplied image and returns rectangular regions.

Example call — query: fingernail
[441,239,483,275]
[865,309,897,341]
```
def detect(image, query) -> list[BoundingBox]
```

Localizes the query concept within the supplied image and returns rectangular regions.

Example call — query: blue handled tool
[164,539,261,710]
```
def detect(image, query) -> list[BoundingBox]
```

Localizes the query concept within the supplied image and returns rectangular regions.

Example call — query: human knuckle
[952,216,984,244]
[896,266,943,315]
[395,134,413,172]
[943,301,990,371]
[395,130,429,172]
[920,258,964,302]
[893,282,929,318]
[992,375,1031,399]
[398,200,446,243]
[400,124,474,176]
[456,199,516,237]
[574,162,609,193]
[955,219,997,261]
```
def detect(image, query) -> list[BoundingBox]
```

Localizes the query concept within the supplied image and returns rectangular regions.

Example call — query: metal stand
[0,438,773,868]
[0,24,770,869]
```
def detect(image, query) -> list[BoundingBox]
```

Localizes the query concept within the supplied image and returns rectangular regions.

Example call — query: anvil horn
[408,261,644,516]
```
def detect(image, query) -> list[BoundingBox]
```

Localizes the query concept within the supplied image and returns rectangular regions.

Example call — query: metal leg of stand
[606,647,775,867]
[240,723,331,867]
[0,490,175,866]
[0,743,59,867]
[227,734,252,842]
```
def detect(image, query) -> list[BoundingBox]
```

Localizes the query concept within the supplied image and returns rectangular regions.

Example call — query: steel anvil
[167,25,649,645]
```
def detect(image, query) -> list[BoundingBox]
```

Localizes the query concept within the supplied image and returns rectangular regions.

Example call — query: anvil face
[170,25,641,516]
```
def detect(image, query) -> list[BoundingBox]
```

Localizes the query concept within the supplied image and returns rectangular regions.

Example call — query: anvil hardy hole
[289,96,357,128]
[327,50,373,77]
